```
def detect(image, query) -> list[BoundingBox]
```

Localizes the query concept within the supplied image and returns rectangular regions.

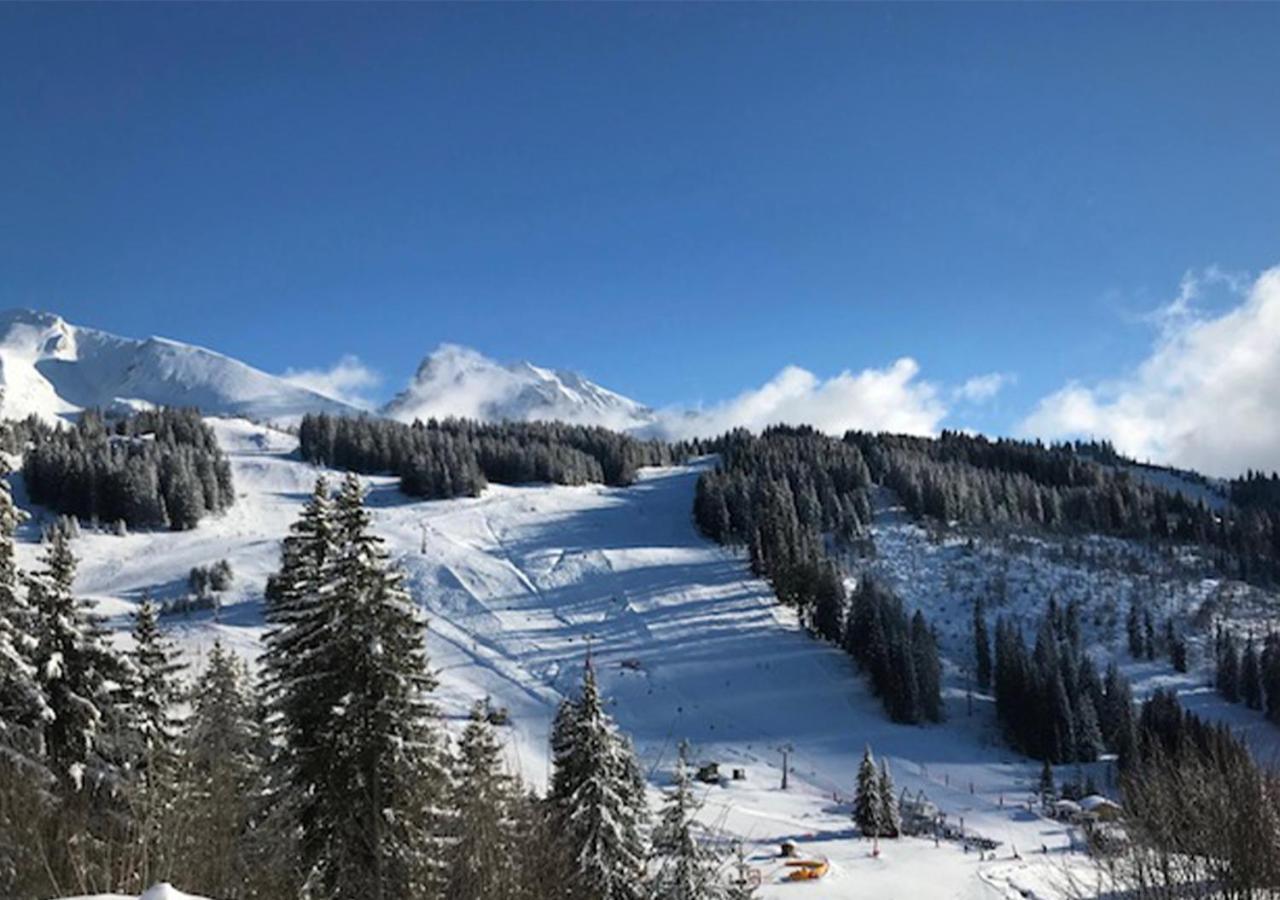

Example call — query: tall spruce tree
[1217,629,1241,703]
[551,660,648,900]
[128,596,185,766]
[326,474,448,898]
[1127,603,1145,659]
[262,475,448,899]
[911,611,943,723]
[650,741,722,900]
[125,595,187,887]
[178,641,263,899]
[1264,634,1280,725]
[853,746,881,837]
[0,464,50,899]
[260,475,339,883]
[876,760,900,839]
[0,463,46,767]
[447,699,523,900]
[28,528,131,794]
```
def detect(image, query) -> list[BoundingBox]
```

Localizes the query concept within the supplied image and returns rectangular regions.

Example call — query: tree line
[847,430,1280,585]
[0,469,753,900]
[692,427,941,725]
[298,413,683,500]
[19,408,234,531]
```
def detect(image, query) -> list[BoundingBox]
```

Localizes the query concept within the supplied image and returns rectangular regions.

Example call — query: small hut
[900,790,940,835]
[1079,795,1122,822]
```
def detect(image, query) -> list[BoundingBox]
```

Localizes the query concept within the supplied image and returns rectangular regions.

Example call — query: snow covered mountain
[382,343,655,430]
[0,309,360,424]
[0,310,654,432]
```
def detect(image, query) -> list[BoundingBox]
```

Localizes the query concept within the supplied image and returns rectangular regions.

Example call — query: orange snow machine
[784,858,830,881]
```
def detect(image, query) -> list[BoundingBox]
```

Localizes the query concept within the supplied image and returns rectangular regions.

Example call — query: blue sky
[2,4,1278,461]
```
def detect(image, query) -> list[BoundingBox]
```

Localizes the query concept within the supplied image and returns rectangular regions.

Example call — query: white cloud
[1019,265,1280,477]
[657,357,948,440]
[282,355,381,409]
[954,372,1013,404]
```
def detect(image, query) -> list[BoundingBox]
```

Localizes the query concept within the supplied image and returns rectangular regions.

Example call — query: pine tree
[853,746,881,837]
[552,660,648,900]
[323,474,448,899]
[0,463,50,899]
[262,475,448,899]
[1142,608,1157,661]
[447,699,524,900]
[1127,603,1145,659]
[129,595,185,766]
[125,595,187,887]
[550,694,583,804]
[177,641,263,899]
[1218,630,1241,703]
[260,476,340,876]
[811,562,845,646]
[1073,694,1104,763]
[973,596,991,692]
[650,741,721,900]
[1170,631,1189,673]
[1264,634,1280,726]
[876,760,900,838]
[28,529,131,794]
[0,462,47,767]
[912,612,943,723]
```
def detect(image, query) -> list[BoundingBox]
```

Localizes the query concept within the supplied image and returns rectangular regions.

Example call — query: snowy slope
[0,309,358,424]
[383,343,654,429]
[862,486,1280,763]
[18,416,1166,900]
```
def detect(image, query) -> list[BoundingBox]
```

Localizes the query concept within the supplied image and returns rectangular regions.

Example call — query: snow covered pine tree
[551,659,649,900]
[650,741,723,899]
[262,474,448,899]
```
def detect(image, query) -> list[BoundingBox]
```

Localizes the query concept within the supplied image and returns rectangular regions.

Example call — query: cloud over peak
[282,354,382,410]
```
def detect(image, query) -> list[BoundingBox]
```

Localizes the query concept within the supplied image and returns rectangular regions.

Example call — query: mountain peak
[0,309,359,424]
[383,344,653,430]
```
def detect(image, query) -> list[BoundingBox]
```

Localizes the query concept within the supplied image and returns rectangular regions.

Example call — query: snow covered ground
[63,885,207,900]
[19,417,1280,899]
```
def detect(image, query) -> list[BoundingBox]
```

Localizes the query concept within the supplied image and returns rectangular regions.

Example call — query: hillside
[15,415,1280,898]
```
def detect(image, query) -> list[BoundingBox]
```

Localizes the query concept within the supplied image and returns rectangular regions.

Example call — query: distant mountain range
[0,309,653,429]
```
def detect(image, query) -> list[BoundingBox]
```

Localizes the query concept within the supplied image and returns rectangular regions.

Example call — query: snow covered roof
[1079,795,1121,812]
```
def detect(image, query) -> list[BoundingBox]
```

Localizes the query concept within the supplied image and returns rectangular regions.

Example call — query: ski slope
[14,417,1225,898]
